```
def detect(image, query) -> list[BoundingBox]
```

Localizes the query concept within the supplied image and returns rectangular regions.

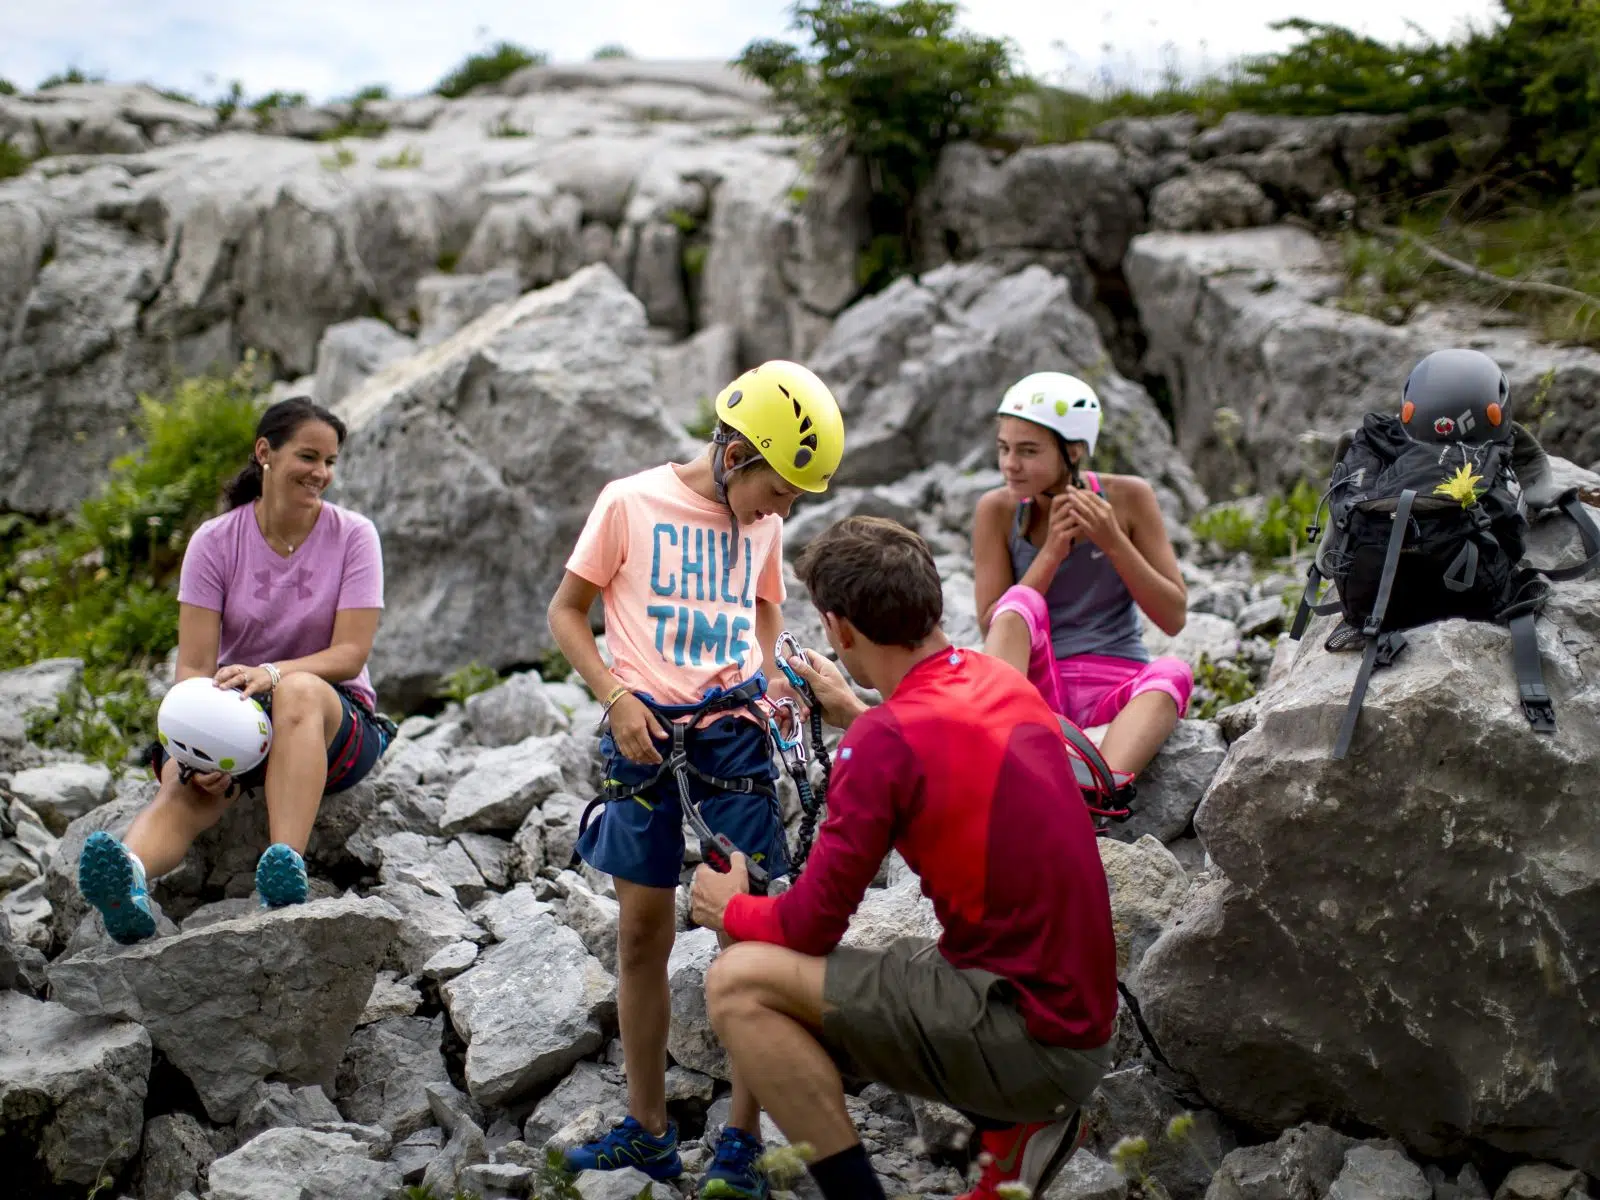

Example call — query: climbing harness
[772,632,834,872]
[578,677,779,893]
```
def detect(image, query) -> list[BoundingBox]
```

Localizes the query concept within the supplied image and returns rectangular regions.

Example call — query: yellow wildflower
[1434,463,1484,507]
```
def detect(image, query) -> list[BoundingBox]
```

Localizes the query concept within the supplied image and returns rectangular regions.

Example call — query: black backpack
[1290,413,1600,759]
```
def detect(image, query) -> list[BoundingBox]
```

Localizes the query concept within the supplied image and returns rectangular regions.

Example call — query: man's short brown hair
[794,516,942,648]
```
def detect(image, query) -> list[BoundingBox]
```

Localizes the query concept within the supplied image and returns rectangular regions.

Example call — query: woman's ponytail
[223,457,265,509]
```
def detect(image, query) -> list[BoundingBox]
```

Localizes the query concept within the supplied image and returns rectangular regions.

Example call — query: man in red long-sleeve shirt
[690,516,1117,1200]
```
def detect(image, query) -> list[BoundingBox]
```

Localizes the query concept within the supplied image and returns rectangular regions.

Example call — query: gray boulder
[311,316,416,406]
[441,914,616,1107]
[0,658,82,764]
[139,1111,220,1200]
[206,1127,402,1200]
[331,262,697,707]
[1135,497,1600,1171]
[1125,225,1600,496]
[464,670,569,746]
[47,895,398,1122]
[0,991,150,1187]
[807,260,1205,523]
[415,266,522,347]
[1113,720,1228,844]
[336,1014,454,1140]
[1149,169,1276,232]
[8,761,114,836]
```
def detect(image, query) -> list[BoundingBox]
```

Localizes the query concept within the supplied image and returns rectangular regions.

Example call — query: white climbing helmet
[996,372,1103,457]
[157,677,273,775]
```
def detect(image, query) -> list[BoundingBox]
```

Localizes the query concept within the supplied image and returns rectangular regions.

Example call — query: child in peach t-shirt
[546,361,845,1199]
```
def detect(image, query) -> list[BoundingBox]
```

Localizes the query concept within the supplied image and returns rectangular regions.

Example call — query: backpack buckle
[1519,683,1556,733]
[1373,631,1408,667]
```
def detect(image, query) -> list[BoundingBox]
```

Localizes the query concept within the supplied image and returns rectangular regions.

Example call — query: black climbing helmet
[1400,348,1512,445]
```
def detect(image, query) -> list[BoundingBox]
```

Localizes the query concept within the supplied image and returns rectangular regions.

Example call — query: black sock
[808,1142,888,1200]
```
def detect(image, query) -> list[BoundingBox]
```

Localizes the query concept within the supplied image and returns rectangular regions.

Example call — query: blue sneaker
[701,1126,769,1199]
[78,831,157,944]
[563,1116,684,1181]
[255,843,309,908]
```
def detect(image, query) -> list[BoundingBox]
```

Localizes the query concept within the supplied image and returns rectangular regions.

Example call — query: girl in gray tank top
[974,371,1194,791]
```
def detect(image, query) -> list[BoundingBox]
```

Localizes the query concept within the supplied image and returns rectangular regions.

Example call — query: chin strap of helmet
[712,427,762,572]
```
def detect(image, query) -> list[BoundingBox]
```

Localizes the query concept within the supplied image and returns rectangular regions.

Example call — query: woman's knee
[993,583,1049,627]
[269,672,335,722]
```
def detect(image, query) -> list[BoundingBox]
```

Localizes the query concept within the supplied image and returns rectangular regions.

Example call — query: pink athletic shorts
[990,585,1193,729]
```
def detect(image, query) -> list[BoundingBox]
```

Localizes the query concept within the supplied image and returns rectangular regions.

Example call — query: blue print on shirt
[646,521,758,667]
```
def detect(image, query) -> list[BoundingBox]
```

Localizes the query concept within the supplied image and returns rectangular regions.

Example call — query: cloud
[0,0,1502,101]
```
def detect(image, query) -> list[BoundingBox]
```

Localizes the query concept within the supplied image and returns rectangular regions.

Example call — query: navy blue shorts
[577,713,787,890]
[149,684,391,795]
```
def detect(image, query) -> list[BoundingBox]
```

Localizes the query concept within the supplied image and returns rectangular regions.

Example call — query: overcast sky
[2,0,1503,102]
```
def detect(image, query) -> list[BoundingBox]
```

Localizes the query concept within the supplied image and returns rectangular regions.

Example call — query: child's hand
[611,693,668,764]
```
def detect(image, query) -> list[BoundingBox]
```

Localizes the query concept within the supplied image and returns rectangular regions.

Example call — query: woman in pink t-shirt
[78,396,393,943]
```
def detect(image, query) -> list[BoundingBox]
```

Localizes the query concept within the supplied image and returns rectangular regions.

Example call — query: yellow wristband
[602,685,630,710]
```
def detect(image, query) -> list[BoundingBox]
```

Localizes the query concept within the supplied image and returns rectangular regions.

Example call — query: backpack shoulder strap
[1333,488,1418,759]
[1528,489,1600,583]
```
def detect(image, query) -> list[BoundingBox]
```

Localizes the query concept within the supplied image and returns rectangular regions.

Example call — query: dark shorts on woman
[149,684,391,794]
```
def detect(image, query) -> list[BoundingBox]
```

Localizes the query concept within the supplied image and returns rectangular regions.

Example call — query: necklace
[256,502,314,556]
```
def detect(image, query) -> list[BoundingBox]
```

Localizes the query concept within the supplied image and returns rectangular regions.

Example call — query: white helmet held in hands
[157,677,273,775]
[997,371,1103,457]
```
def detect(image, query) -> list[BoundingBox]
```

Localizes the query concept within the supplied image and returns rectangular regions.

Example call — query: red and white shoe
[956,1111,1087,1199]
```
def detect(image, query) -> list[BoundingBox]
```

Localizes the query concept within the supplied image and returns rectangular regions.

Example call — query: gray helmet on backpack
[1400,348,1512,444]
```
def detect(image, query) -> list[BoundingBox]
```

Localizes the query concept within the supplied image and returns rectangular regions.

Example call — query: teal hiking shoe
[701,1126,769,1199]
[78,831,157,944]
[563,1116,684,1181]
[255,843,309,908]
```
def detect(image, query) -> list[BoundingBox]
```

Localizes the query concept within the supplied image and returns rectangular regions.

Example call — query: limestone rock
[6,762,113,836]
[332,263,697,707]
[47,895,398,1122]
[441,914,616,1107]
[1135,501,1600,1170]
[206,1127,402,1200]
[0,991,150,1187]
[311,316,416,406]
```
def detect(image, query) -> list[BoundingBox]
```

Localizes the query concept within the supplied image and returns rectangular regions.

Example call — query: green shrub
[1190,481,1322,564]
[214,80,245,124]
[0,138,30,181]
[434,41,548,99]
[377,146,423,170]
[347,84,390,104]
[0,79,15,95]
[435,662,501,706]
[0,358,267,768]
[735,0,1023,293]
[1191,653,1259,720]
[38,66,105,90]
[592,44,632,60]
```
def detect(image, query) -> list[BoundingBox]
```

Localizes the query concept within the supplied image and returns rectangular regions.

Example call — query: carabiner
[774,630,814,703]
[768,697,808,765]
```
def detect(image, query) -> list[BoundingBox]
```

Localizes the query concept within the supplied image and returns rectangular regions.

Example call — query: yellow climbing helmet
[713,360,844,493]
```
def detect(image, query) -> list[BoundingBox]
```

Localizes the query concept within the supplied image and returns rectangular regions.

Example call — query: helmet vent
[798,415,813,434]
[726,390,744,408]
[793,447,813,469]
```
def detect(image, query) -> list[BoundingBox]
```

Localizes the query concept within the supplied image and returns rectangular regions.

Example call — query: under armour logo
[254,566,313,602]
